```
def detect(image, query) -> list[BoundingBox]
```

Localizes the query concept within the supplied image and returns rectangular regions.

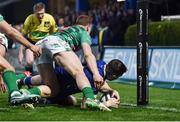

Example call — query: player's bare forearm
[82,43,103,88]
[99,82,114,93]
[0,21,32,49]
[10,28,32,49]
[84,53,99,75]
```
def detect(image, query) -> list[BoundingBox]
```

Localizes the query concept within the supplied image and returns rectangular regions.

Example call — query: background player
[18,2,58,74]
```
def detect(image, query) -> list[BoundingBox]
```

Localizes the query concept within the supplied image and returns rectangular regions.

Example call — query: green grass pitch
[0,82,180,121]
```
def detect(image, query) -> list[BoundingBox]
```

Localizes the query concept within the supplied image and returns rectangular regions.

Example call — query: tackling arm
[0,20,41,57]
[100,82,120,101]
[0,21,31,49]
[81,43,104,88]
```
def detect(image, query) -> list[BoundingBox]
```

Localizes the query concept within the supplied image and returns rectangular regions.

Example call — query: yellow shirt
[22,13,58,43]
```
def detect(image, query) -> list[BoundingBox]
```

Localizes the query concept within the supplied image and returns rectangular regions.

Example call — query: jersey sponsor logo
[44,21,50,27]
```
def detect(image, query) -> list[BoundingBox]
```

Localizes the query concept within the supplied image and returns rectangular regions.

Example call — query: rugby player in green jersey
[35,15,109,111]
[0,14,41,105]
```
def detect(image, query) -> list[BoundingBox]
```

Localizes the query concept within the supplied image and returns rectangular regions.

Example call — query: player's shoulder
[97,60,106,65]
[96,60,106,69]
[24,14,35,22]
[74,25,86,32]
[44,13,55,19]
[26,14,34,19]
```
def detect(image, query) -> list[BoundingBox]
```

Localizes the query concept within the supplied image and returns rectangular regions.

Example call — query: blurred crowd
[54,0,136,47]
[9,0,136,49]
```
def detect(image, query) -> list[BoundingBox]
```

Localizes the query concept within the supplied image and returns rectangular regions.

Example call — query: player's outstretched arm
[81,43,104,88]
[0,20,41,57]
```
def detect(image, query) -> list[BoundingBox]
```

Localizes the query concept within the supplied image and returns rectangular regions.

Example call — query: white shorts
[0,33,8,50]
[35,35,71,65]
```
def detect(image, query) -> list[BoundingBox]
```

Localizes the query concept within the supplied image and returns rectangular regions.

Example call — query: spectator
[58,17,65,30]
[54,0,134,47]
[124,0,137,24]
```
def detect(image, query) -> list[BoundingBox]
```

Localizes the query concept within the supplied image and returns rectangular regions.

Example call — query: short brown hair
[33,2,45,12]
[75,15,91,26]
[106,59,127,79]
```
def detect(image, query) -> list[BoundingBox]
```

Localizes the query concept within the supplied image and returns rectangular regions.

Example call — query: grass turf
[0,82,180,121]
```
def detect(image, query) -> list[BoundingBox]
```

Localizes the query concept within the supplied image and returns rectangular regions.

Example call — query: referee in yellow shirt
[18,2,58,74]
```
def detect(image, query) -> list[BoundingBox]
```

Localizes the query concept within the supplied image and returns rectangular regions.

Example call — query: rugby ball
[99,91,113,102]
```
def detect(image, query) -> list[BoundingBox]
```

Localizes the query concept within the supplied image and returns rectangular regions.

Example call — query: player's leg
[54,52,111,111]
[37,85,51,97]
[41,36,94,99]
[37,63,60,97]
[55,95,77,106]
[25,49,34,73]
[0,44,6,57]
[20,85,51,98]
[36,36,110,111]
[0,56,40,105]
[0,44,7,92]
[0,72,6,92]
[0,55,17,93]
[35,37,64,97]
[16,71,32,80]
[17,75,42,89]
[54,51,94,97]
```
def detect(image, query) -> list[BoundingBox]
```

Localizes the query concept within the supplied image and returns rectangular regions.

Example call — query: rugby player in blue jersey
[18,59,127,109]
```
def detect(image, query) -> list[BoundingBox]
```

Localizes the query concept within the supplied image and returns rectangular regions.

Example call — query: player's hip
[36,35,72,53]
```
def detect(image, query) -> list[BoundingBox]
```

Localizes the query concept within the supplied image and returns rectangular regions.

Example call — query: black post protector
[137,0,149,105]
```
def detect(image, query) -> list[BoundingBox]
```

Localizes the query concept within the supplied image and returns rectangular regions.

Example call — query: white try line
[76,97,180,113]
[121,103,180,113]
[0,107,10,111]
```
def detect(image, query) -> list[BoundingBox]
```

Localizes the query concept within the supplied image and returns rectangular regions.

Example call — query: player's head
[75,15,91,31]
[105,59,127,80]
[33,2,45,20]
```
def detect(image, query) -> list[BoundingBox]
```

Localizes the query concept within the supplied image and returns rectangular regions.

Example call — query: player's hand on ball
[105,98,119,108]
[112,90,120,101]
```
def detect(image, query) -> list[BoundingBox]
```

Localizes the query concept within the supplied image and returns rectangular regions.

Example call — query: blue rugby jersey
[54,60,106,97]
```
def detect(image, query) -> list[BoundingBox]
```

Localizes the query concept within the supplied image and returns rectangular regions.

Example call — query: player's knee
[46,84,60,97]
[67,95,77,106]
[58,95,77,106]
[72,67,84,78]
[38,85,51,97]
[0,63,15,73]
[4,66,15,72]
[26,60,34,65]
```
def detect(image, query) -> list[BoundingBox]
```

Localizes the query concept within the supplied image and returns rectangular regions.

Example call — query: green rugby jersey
[0,14,4,22]
[53,25,91,50]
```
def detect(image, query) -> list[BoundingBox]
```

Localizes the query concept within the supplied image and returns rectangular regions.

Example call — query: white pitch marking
[121,103,180,113]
